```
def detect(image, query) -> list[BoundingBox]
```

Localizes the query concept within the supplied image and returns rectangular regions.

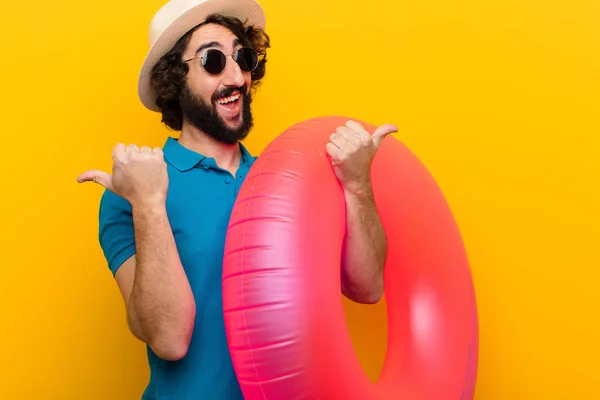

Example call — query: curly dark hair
[149,13,270,131]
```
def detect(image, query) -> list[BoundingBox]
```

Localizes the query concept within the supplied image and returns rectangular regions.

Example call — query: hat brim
[137,0,266,112]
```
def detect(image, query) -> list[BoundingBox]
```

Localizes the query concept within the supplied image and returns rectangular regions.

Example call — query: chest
[167,174,241,248]
[163,169,246,281]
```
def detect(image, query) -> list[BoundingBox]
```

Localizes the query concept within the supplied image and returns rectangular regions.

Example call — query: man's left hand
[326,120,398,195]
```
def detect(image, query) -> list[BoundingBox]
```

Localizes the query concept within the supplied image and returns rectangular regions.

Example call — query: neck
[178,121,241,174]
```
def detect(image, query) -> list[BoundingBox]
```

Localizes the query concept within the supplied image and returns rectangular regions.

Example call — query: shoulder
[100,189,131,210]
[97,189,136,276]
[99,189,132,224]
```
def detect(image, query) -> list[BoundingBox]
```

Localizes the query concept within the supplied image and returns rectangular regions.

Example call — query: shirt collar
[163,137,255,172]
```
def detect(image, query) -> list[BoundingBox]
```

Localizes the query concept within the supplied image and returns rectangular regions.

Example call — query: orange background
[1,0,599,399]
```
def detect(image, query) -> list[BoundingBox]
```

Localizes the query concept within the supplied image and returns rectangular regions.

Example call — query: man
[77,0,397,398]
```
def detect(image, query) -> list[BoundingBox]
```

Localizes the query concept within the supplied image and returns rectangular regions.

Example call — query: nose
[221,55,246,88]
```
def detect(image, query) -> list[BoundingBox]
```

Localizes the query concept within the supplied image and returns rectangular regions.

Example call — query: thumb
[77,170,113,191]
[372,124,398,148]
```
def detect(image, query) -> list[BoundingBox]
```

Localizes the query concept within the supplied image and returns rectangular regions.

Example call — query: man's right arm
[80,144,195,361]
[114,203,195,361]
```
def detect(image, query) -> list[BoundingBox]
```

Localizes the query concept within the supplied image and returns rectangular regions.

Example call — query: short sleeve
[98,189,136,277]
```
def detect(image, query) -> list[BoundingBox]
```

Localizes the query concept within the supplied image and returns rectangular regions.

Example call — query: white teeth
[217,94,240,104]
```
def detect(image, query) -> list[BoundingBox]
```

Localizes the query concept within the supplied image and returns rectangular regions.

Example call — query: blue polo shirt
[98,136,256,400]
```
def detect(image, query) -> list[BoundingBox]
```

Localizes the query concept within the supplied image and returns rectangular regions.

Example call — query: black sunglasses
[183,47,264,75]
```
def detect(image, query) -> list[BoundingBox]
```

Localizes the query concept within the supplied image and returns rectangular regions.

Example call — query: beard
[179,82,254,145]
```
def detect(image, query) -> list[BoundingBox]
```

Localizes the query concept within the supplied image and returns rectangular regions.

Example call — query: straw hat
[137,0,266,111]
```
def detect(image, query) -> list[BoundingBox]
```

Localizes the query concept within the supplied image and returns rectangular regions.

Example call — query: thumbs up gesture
[77,143,169,208]
[325,120,398,195]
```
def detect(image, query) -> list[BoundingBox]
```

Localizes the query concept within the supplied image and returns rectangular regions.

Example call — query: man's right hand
[77,143,169,208]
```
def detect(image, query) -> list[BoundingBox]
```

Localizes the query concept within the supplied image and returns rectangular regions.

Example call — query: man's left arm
[326,120,398,304]
[341,185,387,304]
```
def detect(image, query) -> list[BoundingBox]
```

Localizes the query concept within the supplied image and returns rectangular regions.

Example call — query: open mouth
[216,93,241,110]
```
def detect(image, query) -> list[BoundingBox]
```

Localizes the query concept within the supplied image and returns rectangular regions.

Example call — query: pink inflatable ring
[222,116,479,399]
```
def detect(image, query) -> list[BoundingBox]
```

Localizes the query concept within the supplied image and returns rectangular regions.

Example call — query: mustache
[212,84,248,103]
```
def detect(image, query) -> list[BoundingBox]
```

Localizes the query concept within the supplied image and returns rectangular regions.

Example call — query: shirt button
[225,178,232,184]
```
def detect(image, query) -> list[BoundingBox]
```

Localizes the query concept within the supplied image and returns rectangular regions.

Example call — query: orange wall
[1,0,599,398]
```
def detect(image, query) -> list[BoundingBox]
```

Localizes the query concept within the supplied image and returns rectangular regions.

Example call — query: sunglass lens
[235,48,259,72]
[203,49,226,74]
